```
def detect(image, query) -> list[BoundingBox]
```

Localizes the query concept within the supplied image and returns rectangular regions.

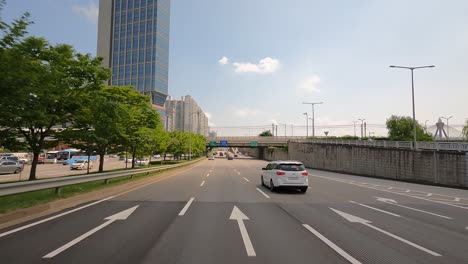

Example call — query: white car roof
[270,160,303,164]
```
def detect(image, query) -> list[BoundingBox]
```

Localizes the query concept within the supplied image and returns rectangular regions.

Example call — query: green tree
[259,130,273,137]
[462,120,468,141]
[386,115,433,141]
[0,16,110,180]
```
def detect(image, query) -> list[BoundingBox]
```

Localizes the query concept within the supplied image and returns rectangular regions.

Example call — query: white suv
[261,161,308,193]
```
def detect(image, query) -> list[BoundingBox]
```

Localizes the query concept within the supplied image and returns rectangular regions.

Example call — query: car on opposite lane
[261,161,308,193]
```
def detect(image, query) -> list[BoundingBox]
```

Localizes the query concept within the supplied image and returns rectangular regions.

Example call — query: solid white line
[0,196,115,239]
[349,201,400,217]
[363,222,441,256]
[237,219,256,257]
[200,180,205,187]
[303,224,362,264]
[381,201,452,219]
[243,177,250,182]
[178,197,195,216]
[43,219,116,258]
[256,188,270,199]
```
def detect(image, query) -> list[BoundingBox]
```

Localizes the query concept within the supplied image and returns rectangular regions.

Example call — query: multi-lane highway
[1,156,468,263]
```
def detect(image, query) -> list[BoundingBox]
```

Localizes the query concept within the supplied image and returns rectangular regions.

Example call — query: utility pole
[364,122,367,138]
[303,112,309,137]
[358,119,365,138]
[303,102,323,137]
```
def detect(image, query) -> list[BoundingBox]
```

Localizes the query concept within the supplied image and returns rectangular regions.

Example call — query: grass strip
[0,159,200,214]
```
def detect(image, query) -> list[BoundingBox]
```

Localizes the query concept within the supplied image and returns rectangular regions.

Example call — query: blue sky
[3,0,468,136]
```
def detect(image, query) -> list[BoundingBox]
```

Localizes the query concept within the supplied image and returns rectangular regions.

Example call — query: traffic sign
[250,141,258,147]
[220,140,228,147]
[209,141,217,147]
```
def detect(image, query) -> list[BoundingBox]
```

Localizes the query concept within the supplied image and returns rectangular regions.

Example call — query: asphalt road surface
[1,156,468,263]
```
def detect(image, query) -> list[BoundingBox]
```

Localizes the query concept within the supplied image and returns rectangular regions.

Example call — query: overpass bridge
[206,136,306,147]
[206,137,468,152]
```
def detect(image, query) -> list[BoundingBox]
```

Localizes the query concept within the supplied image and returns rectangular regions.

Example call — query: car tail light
[302,171,308,176]
[276,171,286,176]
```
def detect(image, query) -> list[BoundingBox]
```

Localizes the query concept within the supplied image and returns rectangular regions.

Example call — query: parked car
[208,156,214,160]
[70,160,93,170]
[0,161,24,174]
[125,158,134,163]
[261,161,308,193]
[0,156,19,163]
[135,159,149,166]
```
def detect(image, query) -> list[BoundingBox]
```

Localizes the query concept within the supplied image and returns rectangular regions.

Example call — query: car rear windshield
[277,164,305,171]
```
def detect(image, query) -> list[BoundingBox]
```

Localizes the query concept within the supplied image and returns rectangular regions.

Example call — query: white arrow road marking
[376,197,452,219]
[0,196,116,239]
[178,197,195,216]
[43,205,139,258]
[256,188,270,198]
[230,206,256,257]
[349,201,401,217]
[243,177,250,182]
[303,224,362,264]
[330,208,441,256]
[200,180,205,187]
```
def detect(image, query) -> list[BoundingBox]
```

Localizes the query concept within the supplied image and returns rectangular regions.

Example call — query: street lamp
[303,112,308,137]
[390,65,435,149]
[441,116,453,140]
[357,118,365,138]
[303,102,323,137]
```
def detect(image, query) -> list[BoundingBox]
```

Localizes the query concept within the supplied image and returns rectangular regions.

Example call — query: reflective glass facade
[107,0,170,107]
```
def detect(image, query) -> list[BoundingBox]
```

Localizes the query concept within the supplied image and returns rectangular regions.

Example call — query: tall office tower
[165,96,209,136]
[97,0,170,115]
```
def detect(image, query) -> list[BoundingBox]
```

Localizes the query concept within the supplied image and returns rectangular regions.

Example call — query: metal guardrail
[0,159,201,197]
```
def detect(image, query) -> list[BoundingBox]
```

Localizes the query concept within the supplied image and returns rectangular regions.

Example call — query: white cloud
[235,108,259,117]
[298,75,321,93]
[218,56,229,65]
[72,2,99,24]
[232,57,280,74]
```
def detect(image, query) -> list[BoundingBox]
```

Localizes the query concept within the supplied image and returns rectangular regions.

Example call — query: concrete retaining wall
[260,142,468,188]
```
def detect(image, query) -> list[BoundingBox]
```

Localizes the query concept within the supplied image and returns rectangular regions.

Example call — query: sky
[3,0,468,136]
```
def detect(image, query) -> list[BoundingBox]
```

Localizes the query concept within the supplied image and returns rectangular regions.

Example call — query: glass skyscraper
[97,0,170,111]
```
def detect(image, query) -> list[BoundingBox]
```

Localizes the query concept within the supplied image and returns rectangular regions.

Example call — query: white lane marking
[43,205,139,258]
[303,224,362,264]
[178,197,195,216]
[206,174,210,177]
[387,187,393,190]
[426,193,433,197]
[349,201,401,217]
[454,198,461,202]
[0,161,203,238]
[237,172,241,175]
[376,197,452,219]
[243,177,250,182]
[331,208,441,257]
[0,196,115,239]
[200,180,205,187]
[230,206,256,257]
[311,174,468,211]
[256,188,271,199]
[405,190,411,193]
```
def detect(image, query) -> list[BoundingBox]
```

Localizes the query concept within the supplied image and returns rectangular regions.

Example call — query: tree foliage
[386,115,433,141]
[462,120,468,141]
[259,130,273,137]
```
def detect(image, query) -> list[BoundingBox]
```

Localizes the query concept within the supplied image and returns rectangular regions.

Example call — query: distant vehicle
[0,161,24,174]
[135,159,149,166]
[70,160,93,170]
[227,156,233,160]
[0,156,19,163]
[153,154,161,158]
[57,149,84,163]
[45,151,59,164]
[234,154,238,157]
[261,161,308,193]
[208,156,214,160]
[219,152,223,157]
[125,158,134,163]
